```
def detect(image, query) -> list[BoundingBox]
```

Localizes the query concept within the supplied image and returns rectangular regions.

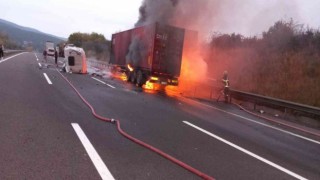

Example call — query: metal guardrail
[87,59,108,69]
[230,89,320,117]
[3,50,25,56]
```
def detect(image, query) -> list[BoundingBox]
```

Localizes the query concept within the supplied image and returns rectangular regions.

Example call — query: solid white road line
[107,84,116,89]
[71,123,115,180]
[92,77,116,89]
[0,52,26,64]
[183,121,308,180]
[181,97,320,145]
[43,73,52,85]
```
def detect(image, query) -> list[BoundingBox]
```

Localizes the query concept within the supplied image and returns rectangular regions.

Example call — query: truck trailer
[110,23,195,87]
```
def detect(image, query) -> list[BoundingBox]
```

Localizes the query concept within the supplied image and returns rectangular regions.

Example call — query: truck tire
[136,70,145,87]
[126,71,131,82]
[130,71,137,84]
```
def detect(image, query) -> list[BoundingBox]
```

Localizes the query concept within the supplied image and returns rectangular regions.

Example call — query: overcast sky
[1,0,320,39]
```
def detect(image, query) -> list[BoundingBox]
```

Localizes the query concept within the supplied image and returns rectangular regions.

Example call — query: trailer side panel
[152,24,185,77]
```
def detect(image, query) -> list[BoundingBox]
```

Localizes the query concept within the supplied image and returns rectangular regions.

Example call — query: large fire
[165,39,208,96]
[180,53,207,83]
[133,0,217,98]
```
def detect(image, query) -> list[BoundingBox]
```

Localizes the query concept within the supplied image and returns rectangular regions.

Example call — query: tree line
[0,32,21,49]
[67,32,111,61]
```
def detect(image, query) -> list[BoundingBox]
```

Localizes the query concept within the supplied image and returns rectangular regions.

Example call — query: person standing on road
[54,50,58,66]
[0,44,4,59]
[217,70,230,103]
[43,50,47,62]
[222,71,230,88]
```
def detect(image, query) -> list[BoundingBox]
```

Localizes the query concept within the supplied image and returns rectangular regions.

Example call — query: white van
[63,46,87,74]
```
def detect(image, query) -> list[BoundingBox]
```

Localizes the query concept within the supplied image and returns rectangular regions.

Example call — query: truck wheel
[136,70,145,87]
[126,72,131,82]
[130,71,137,84]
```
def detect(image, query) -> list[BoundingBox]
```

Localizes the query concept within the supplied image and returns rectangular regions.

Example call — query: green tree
[67,32,111,61]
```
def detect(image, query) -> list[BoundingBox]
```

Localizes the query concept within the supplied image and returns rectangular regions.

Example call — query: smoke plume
[126,36,147,66]
[134,0,218,84]
[131,0,302,85]
[135,0,217,38]
[135,0,301,37]
[131,0,320,107]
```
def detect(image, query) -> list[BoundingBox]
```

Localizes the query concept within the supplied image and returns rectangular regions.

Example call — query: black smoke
[125,36,147,66]
[134,0,180,27]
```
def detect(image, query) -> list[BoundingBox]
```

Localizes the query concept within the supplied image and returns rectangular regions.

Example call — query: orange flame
[164,85,180,97]
[164,33,208,96]
[127,64,134,72]
[142,80,163,93]
[120,73,128,81]
[111,71,128,82]
[143,80,154,90]
[180,52,207,83]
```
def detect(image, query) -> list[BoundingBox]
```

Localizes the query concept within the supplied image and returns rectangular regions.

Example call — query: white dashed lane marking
[71,123,115,180]
[92,77,116,89]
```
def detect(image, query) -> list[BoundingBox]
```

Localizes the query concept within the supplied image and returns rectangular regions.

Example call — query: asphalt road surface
[0,52,319,180]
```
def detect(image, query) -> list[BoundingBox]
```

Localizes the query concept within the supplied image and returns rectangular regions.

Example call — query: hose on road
[57,69,214,180]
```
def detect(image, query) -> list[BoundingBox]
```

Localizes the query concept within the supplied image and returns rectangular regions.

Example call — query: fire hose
[56,69,215,180]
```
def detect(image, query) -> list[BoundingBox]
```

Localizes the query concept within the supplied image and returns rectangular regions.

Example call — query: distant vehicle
[45,41,55,56]
[110,23,195,87]
[63,46,87,74]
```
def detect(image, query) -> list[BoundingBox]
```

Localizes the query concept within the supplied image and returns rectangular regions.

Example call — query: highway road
[0,52,319,180]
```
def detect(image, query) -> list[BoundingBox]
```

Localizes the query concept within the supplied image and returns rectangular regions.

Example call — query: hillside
[0,19,65,50]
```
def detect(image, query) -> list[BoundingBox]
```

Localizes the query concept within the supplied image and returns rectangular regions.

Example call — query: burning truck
[110,23,197,87]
